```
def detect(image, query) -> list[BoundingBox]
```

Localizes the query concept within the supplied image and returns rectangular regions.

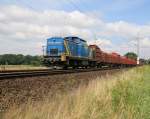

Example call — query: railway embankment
[1,66,150,119]
[0,69,122,112]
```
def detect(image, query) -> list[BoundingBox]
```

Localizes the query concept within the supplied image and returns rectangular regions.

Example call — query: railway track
[0,68,126,79]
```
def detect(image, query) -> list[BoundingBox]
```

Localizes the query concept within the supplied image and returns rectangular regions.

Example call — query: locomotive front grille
[50,48,58,55]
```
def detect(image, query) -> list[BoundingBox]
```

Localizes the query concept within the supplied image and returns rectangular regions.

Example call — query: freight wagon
[89,45,137,67]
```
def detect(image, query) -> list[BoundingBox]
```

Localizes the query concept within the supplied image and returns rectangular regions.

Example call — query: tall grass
[4,66,150,119]
[112,66,150,119]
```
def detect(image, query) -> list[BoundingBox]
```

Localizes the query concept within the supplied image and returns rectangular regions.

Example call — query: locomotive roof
[64,36,86,42]
[48,36,86,42]
[48,37,63,39]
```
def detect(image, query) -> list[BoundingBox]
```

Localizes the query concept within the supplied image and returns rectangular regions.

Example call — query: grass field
[0,65,47,71]
[3,66,150,119]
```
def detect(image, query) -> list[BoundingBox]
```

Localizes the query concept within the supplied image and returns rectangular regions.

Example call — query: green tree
[124,52,137,60]
[0,54,43,66]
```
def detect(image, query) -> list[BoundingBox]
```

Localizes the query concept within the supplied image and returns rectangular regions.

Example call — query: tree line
[0,54,43,66]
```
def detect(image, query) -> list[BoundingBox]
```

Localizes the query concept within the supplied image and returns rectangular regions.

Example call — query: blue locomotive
[43,36,94,68]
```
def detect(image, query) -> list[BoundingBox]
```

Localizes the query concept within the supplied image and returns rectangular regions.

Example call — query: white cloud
[0,5,150,58]
[141,37,150,47]
[88,38,112,47]
[0,5,103,55]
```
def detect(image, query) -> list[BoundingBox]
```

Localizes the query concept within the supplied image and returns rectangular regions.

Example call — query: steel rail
[0,68,125,79]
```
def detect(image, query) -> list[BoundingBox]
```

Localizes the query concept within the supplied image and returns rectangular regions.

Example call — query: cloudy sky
[0,0,150,58]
